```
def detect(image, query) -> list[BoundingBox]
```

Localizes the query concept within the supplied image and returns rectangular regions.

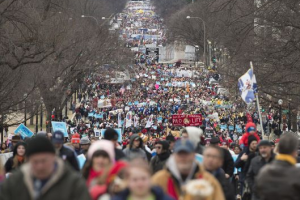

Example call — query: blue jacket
[112,186,174,200]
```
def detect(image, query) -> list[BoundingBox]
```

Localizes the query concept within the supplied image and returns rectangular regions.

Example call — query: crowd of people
[1,1,300,200]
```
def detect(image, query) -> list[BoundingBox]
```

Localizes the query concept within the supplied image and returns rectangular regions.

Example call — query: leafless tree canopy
[0,0,128,125]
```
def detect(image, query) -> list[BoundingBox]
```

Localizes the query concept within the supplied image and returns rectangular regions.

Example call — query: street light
[40,97,43,131]
[23,93,27,126]
[186,16,207,67]
[278,99,283,134]
[81,15,99,26]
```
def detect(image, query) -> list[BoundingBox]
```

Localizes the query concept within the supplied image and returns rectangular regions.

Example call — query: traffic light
[212,56,217,63]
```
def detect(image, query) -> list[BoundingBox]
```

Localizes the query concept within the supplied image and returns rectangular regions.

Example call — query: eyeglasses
[155,146,162,149]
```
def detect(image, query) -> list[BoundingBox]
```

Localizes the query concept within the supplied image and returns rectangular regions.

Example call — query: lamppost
[35,102,38,133]
[278,99,283,134]
[186,16,206,67]
[208,40,212,67]
[23,93,27,126]
[40,97,43,131]
[81,15,99,26]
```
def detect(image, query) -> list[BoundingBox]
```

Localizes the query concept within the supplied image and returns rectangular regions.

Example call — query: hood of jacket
[245,122,257,134]
[13,141,27,157]
[185,127,203,149]
[129,134,143,149]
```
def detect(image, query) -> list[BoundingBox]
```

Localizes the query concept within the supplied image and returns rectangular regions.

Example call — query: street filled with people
[1,1,300,200]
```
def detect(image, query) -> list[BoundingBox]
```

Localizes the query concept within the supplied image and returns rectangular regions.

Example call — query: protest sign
[52,122,68,137]
[77,154,86,169]
[14,124,34,138]
[172,114,203,126]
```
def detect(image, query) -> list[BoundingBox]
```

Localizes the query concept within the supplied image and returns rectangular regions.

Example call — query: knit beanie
[71,133,81,144]
[87,140,115,163]
[248,135,258,146]
[26,136,55,157]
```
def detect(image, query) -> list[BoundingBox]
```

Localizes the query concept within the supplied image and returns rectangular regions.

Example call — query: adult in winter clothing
[4,141,26,173]
[210,137,234,177]
[152,139,225,200]
[203,146,235,200]
[235,135,258,177]
[113,159,173,200]
[256,133,300,200]
[246,140,275,200]
[150,140,170,174]
[239,122,260,147]
[0,136,91,200]
[52,131,80,171]
[123,134,147,161]
[104,128,125,161]
[71,133,82,155]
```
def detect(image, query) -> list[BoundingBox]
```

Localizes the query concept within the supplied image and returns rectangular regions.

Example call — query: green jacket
[0,158,91,200]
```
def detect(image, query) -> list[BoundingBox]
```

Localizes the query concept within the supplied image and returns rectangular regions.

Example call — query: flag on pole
[118,112,122,128]
[238,68,258,104]
[125,112,132,128]
[145,115,153,128]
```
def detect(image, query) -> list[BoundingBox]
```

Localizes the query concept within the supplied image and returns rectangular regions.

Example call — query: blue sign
[134,101,139,105]
[164,88,168,91]
[14,124,34,138]
[88,112,94,117]
[185,95,189,98]
[157,116,163,123]
[229,125,234,131]
[77,154,86,169]
[52,122,68,137]
[235,125,243,133]
[101,95,105,99]
[156,81,160,85]
[220,124,228,130]
[161,78,165,81]
[128,102,133,106]
[95,113,103,119]
[101,129,122,142]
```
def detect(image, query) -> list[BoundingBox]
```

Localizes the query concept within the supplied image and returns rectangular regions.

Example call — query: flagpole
[250,62,266,139]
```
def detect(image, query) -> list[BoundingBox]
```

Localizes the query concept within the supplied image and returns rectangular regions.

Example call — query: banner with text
[172,114,203,127]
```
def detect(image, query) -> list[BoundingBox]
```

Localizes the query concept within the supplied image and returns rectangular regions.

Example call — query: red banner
[172,114,203,126]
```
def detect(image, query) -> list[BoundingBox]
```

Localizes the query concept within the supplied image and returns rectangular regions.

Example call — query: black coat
[246,153,275,199]
[150,152,170,174]
[212,168,235,200]
[112,186,174,200]
[221,148,234,177]
[114,148,126,161]
[256,159,300,200]
[59,146,80,171]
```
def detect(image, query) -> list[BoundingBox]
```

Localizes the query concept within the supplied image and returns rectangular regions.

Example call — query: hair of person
[82,150,110,179]
[125,158,152,179]
[204,145,224,160]
[278,133,299,155]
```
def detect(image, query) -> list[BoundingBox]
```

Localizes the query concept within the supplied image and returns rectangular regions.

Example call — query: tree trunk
[291,110,297,132]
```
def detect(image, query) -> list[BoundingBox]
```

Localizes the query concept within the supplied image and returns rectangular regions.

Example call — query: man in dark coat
[203,145,235,200]
[123,134,147,161]
[256,133,300,200]
[246,140,275,200]
[0,136,91,200]
[52,131,79,171]
[150,140,170,174]
[210,137,234,178]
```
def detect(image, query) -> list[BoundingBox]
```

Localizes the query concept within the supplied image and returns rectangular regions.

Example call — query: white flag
[145,115,153,128]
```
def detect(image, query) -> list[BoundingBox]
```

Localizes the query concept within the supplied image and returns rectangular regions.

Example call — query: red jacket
[239,122,260,146]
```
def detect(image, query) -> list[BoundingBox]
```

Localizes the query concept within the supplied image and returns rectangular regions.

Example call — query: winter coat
[210,168,235,200]
[150,152,170,174]
[4,142,26,173]
[59,145,80,171]
[114,148,126,161]
[256,155,300,200]
[221,148,234,177]
[239,122,260,147]
[152,155,225,200]
[235,147,257,178]
[246,153,275,200]
[123,134,147,161]
[0,158,91,200]
[112,186,174,200]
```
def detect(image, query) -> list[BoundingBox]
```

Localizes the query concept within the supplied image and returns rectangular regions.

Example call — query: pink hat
[87,140,115,163]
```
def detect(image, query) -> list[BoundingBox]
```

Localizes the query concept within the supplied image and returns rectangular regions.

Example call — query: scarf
[17,155,24,163]
[276,154,296,166]
[157,152,170,161]
[87,168,103,187]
